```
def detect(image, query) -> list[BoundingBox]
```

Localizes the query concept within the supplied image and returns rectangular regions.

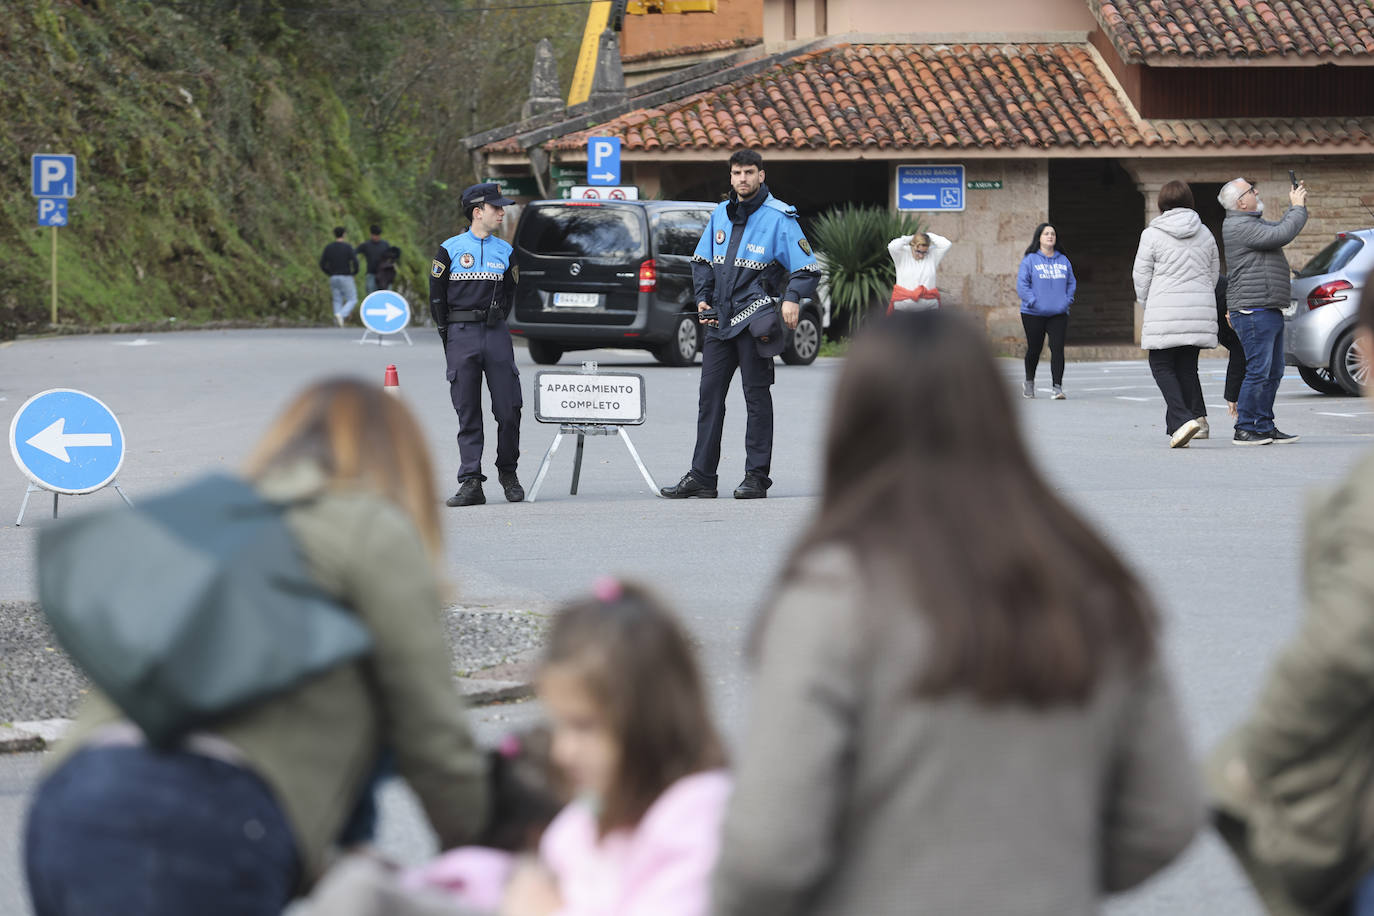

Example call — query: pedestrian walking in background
[24,379,489,916]
[1017,222,1076,399]
[1215,275,1246,420]
[499,579,731,916]
[376,245,401,291]
[1133,180,1220,448]
[660,149,820,501]
[886,229,951,313]
[1205,282,1374,916]
[712,310,1202,916]
[430,183,524,507]
[356,224,392,295]
[321,226,359,326]
[1218,175,1308,445]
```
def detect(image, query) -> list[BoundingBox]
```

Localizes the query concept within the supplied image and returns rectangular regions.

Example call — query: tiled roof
[1091,0,1374,63]
[488,43,1149,153]
[481,41,1374,157]
[622,37,762,64]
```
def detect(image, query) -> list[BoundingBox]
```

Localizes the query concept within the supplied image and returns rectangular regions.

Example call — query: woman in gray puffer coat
[1133,180,1220,448]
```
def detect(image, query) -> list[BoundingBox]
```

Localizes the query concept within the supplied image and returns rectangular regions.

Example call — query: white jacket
[888,232,951,294]
[1133,209,1219,350]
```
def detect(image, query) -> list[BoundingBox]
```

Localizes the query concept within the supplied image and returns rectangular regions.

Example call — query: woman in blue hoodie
[1017,223,1076,399]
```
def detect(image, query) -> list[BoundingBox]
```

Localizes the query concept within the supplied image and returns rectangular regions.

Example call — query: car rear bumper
[509,292,690,346]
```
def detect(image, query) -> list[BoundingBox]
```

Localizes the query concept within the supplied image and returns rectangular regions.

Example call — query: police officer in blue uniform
[661,150,820,500]
[431,183,524,506]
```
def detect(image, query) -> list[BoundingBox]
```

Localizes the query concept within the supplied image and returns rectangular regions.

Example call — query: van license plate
[554,292,598,308]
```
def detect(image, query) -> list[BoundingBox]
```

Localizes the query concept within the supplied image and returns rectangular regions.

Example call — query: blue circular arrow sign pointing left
[359,290,411,335]
[9,389,126,495]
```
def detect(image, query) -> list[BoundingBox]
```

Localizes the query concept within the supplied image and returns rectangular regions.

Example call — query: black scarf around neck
[727,183,769,225]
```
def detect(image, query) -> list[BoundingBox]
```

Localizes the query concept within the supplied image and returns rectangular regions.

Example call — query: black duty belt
[448,309,487,323]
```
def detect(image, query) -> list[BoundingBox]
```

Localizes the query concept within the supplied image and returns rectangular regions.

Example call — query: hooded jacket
[1016,250,1075,317]
[1133,208,1220,350]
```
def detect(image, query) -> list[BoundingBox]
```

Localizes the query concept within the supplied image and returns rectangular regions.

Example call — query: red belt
[888,285,940,315]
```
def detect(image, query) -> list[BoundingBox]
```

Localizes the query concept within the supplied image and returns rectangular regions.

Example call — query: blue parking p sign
[10,389,126,495]
[32,154,77,199]
[896,164,964,211]
[587,137,621,186]
[37,198,68,227]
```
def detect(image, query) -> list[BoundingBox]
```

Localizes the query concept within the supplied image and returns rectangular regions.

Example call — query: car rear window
[516,205,645,260]
[654,209,712,257]
[1294,237,1365,279]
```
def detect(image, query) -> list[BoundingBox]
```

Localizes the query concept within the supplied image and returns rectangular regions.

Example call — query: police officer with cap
[430,182,524,506]
[661,149,820,500]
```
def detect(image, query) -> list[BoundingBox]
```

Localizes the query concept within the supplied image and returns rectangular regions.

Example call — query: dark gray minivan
[509,199,823,366]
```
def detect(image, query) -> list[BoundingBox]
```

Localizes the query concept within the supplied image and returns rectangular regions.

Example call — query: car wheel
[1297,365,1346,395]
[1330,328,1368,396]
[781,311,821,365]
[655,315,700,367]
[527,339,563,365]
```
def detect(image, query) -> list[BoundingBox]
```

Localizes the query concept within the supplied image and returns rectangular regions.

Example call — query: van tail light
[1308,280,1354,309]
[639,259,657,293]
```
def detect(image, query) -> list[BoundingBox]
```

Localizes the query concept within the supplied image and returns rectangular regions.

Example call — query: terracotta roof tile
[1091,0,1374,63]
[480,41,1374,158]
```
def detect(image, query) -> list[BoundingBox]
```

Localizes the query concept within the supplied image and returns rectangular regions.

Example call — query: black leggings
[1022,313,1068,385]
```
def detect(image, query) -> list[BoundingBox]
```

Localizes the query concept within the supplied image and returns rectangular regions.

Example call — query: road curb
[0,674,535,755]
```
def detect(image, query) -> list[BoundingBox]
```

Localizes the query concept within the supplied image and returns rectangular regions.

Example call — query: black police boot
[733,473,770,499]
[445,478,486,507]
[498,470,525,503]
[660,472,717,499]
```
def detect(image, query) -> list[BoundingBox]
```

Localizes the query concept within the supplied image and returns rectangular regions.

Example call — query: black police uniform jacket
[429,230,514,334]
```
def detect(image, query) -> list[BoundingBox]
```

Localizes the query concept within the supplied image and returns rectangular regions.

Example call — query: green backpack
[38,473,373,748]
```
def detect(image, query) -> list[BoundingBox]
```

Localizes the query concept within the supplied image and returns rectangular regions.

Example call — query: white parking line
[1317,411,1374,418]
[1083,385,1155,392]
[1116,396,1153,402]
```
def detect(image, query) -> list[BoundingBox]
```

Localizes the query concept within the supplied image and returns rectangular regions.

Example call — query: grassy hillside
[0,0,583,338]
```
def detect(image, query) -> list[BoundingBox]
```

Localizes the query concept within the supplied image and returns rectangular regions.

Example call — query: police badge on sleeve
[798,238,812,256]
[431,259,446,278]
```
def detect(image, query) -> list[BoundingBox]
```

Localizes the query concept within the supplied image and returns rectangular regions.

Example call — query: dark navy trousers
[444,320,522,481]
[691,331,775,486]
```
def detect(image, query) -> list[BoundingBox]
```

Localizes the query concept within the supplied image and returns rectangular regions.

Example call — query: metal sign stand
[357,328,413,346]
[527,423,658,502]
[16,479,133,526]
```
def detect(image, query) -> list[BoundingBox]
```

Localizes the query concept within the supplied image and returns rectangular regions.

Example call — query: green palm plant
[810,205,926,332]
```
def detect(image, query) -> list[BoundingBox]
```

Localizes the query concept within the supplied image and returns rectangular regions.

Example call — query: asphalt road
[3,328,1372,915]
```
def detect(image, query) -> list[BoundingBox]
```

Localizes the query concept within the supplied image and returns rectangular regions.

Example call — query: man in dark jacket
[661,149,820,500]
[320,226,359,327]
[1218,177,1308,445]
[355,225,391,295]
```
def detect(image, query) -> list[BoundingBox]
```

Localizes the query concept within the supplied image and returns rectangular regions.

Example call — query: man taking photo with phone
[1217,174,1308,445]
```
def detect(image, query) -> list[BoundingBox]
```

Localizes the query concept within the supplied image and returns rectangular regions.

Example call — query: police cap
[461,182,516,211]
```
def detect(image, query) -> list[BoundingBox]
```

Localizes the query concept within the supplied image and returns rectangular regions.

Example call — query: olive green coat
[50,462,488,883]
[1207,449,1374,914]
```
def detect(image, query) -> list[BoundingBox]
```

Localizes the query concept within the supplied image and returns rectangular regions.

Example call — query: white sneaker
[1170,418,1203,448]
[1195,417,1210,440]
[335,314,345,328]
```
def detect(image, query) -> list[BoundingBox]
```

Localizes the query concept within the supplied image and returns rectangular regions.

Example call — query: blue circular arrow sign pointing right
[359,290,411,335]
[9,389,126,495]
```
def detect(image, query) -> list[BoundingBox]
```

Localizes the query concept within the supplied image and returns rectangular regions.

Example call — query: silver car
[1286,228,1372,395]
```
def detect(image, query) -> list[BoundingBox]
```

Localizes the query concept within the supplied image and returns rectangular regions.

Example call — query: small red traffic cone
[383,364,400,396]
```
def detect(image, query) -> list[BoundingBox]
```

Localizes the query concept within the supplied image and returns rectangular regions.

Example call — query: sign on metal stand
[357,290,413,346]
[32,154,76,323]
[526,363,658,501]
[10,388,134,525]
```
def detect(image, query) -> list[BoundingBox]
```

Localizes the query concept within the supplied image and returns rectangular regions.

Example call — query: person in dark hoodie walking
[1017,223,1076,399]
[1133,180,1220,448]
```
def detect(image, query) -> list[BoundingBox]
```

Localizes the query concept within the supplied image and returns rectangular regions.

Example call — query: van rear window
[517,206,645,260]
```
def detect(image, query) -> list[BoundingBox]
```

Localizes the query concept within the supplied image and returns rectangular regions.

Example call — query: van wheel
[655,315,700,367]
[527,340,563,365]
[1297,365,1346,395]
[1330,329,1368,396]
[781,310,821,365]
